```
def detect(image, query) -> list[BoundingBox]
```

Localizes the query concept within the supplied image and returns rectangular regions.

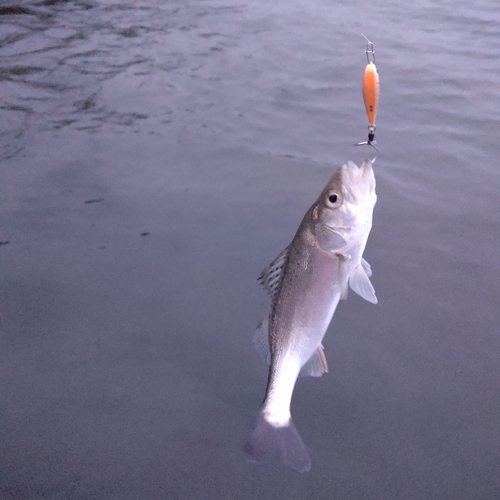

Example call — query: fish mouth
[341,160,376,204]
[350,159,375,189]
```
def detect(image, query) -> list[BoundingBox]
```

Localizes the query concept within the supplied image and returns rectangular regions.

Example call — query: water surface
[1,1,500,498]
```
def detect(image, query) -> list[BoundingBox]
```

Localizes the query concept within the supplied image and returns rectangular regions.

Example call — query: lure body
[356,36,379,149]
[363,62,379,131]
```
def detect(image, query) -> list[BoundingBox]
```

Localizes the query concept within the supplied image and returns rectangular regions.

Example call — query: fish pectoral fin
[252,316,271,365]
[299,345,328,378]
[349,263,378,304]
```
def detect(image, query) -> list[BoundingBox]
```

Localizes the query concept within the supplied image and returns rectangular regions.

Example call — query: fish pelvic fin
[299,345,328,378]
[349,262,378,304]
[244,412,311,473]
[360,257,372,277]
[339,255,350,300]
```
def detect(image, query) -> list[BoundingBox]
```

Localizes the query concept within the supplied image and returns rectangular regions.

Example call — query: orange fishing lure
[356,35,379,150]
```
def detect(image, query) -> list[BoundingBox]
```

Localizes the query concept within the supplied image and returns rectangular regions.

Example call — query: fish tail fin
[244,412,311,473]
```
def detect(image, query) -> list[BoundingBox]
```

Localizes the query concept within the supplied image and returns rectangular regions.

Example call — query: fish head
[312,159,377,253]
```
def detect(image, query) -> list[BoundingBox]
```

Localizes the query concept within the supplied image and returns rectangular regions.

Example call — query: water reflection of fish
[245,159,378,472]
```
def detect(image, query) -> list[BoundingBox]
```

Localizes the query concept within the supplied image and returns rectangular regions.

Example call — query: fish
[244,159,378,472]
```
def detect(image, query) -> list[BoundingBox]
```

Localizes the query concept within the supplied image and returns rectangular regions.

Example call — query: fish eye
[326,192,340,207]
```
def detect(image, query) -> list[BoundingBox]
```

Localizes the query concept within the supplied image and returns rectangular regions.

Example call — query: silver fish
[245,159,378,472]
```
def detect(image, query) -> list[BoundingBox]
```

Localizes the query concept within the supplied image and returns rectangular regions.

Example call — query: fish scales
[269,225,341,363]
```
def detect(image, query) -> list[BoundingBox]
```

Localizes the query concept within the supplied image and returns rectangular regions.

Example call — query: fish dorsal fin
[299,345,328,378]
[349,262,378,304]
[257,246,289,298]
[252,315,271,365]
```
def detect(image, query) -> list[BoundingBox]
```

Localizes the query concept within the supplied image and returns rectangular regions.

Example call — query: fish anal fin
[349,263,378,304]
[299,345,328,378]
[252,316,271,365]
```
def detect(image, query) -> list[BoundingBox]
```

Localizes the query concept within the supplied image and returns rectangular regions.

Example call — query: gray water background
[1,0,500,498]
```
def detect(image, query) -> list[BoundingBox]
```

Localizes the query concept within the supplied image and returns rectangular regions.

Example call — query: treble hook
[355,124,378,151]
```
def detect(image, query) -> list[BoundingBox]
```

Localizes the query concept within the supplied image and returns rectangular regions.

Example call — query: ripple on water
[0,0,498,171]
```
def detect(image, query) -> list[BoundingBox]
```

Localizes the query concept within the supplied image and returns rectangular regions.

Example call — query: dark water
[1,0,500,498]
